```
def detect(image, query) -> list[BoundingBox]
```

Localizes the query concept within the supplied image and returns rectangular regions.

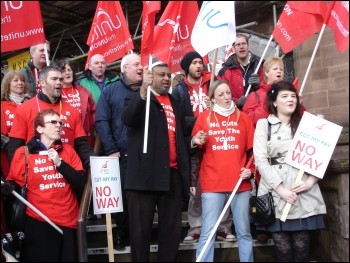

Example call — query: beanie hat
[180,51,203,75]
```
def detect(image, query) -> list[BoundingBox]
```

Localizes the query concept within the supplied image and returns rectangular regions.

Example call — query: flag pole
[298,24,326,95]
[196,155,254,262]
[1,180,63,235]
[299,1,334,95]
[143,55,153,153]
[244,35,274,97]
[210,48,218,87]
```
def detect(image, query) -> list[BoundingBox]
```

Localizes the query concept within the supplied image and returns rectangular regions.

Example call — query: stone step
[86,213,276,262]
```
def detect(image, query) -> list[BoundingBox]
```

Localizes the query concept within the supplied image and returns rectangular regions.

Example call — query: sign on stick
[285,112,343,179]
[90,157,123,214]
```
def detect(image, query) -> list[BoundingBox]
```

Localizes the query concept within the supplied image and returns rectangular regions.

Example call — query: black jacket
[122,92,191,193]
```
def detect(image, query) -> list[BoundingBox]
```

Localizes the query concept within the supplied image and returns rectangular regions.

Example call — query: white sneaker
[183,233,200,243]
[216,231,237,242]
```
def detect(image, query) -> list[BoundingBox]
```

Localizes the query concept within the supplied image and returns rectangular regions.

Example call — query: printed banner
[326,1,349,52]
[152,1,199,73]
[285,112,343,179]
[272,1,328,54]
[86,1,134,66]
[1,1,46,52]
[191,1,236,57]
[90,157,123,214]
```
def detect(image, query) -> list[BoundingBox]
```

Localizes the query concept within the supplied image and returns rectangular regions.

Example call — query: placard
[90,157,123,214]
[285,112,343,178]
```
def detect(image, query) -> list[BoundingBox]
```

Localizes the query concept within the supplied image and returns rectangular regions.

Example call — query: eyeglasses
[44,120,64,126]
[125,62,141,68]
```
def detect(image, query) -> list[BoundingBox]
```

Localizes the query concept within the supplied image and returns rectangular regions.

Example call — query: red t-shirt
[9,97,86,146]
[1,101,18,177]
[155,95,177,168]
[61,87,82,113]
[7,144,83,228]
[192,109,254,192]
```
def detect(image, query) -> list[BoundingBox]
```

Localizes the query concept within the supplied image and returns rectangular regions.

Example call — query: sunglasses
[44,120,64,126]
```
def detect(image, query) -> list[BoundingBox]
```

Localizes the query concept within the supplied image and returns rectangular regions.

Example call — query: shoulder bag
[249,121,276,226]
[9,146,29,231]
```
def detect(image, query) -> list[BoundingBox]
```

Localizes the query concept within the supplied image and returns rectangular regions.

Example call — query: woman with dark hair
[55,58,96,148]
[1,108,87,261]
[253,80,326,262]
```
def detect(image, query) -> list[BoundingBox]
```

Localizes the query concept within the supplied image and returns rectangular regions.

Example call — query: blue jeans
[196,191,254,262]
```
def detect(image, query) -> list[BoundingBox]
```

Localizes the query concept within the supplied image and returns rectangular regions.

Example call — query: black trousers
[21,216,77,262]
[113,155,129,236]
[127,168,182,262]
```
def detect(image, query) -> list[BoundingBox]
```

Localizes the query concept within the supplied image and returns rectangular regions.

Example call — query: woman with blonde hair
[1,71,31,178]
[192,79,255,261]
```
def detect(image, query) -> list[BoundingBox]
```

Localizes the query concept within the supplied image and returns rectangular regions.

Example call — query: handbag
[249,179,276,226]
[249,120,276,226]
[9,146,29,231]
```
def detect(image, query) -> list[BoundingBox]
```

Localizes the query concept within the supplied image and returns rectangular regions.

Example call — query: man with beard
[95,53,144,250]
[218,33,264,110]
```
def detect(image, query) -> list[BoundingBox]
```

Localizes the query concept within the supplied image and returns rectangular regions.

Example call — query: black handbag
[9,146,29,231]
[249,120,275,226]
[249,187,276,226]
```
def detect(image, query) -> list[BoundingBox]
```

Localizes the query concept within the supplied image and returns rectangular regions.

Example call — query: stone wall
[315,125,349,262]
[293,28,349,125]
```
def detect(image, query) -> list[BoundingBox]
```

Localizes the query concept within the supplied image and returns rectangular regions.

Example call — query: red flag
[326,1,349,52]
[152,1,199,73]
[272,1,328,54]
[1,1,46,52]
[140,1,161,66]
[86,1,134,67]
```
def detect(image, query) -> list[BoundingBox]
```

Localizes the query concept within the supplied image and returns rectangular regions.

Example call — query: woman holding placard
[253,80,326,262]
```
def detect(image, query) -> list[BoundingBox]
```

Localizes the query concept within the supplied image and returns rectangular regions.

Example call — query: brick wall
[293,28,349,125]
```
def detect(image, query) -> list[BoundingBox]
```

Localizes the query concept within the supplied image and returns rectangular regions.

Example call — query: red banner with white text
[326,1,349,52]
[152,1,199,73]
[272,1,328,54]
[1,1,46,52]
[86,1,134,66]
[140,1,161,66]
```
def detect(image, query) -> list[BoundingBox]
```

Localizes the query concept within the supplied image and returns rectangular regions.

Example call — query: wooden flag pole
[280,169,304,222]
[106,213,115,262]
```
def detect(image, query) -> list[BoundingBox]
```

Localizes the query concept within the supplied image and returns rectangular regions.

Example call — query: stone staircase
[86,212,277,262]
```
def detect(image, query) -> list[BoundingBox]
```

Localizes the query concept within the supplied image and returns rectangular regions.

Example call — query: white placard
[285,112,343,179]
[90,157,123,214]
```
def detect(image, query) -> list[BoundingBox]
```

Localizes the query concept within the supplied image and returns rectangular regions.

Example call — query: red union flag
[326,1,349,52]
[152,1,199,73]
[272,1,328,54]
[1,1,46,52]
[86,1,134,66]
[140,1,161,66]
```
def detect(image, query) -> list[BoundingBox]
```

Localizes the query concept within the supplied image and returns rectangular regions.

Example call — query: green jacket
[76,69,119,104]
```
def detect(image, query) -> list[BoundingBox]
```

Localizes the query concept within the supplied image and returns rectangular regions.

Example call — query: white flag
[191,1,236,56]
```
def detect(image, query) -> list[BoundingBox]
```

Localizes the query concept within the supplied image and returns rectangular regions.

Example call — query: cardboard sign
[90,157,123,214]
[285,112,343,179]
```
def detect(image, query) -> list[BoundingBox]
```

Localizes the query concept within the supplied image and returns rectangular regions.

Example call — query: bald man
[76,54,119,104]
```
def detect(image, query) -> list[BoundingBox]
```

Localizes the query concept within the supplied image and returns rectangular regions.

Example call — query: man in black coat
[121,62,205,262]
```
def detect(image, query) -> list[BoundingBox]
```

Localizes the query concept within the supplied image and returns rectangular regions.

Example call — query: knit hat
[180,51,203,75]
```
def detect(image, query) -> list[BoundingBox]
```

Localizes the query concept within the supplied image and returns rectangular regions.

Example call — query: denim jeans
[196,191,254,262]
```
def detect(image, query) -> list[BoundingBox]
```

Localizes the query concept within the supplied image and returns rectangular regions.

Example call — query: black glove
[248,73,260,85]
[1,180,16,196]
[236,96,247,109]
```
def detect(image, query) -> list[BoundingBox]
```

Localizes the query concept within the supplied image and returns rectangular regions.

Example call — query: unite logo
[91,8,121,43]
[157,16,190,50]
[100,160,109,174]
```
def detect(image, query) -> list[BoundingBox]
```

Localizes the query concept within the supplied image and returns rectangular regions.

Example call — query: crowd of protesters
[1,34,326,262]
